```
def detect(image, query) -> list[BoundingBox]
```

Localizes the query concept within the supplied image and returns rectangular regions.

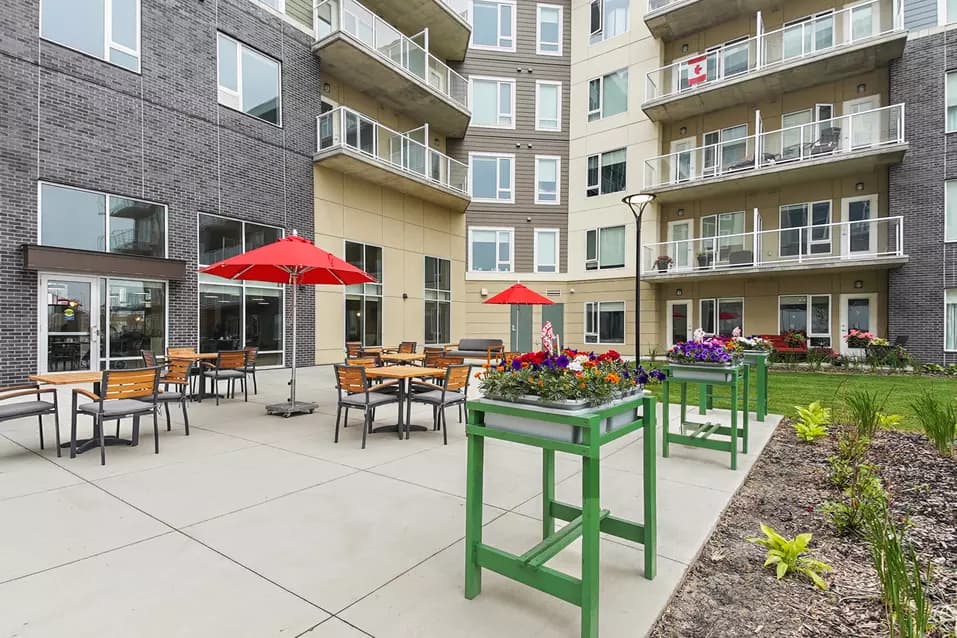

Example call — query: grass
[644,368,957,432]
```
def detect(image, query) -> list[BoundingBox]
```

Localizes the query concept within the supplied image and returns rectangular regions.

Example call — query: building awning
[22,245,188,281]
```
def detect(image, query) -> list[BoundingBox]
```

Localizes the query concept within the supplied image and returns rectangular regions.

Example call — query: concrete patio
[0,366,779,638]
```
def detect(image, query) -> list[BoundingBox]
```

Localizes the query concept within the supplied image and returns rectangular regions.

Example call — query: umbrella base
[266,401,318,418]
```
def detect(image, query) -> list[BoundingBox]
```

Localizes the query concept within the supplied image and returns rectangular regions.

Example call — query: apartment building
[0,0,321,383]
[639,0,909,356]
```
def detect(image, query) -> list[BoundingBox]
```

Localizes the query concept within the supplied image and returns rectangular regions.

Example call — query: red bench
[759,334,807,357]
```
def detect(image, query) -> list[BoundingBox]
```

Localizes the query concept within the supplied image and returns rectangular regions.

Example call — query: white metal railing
[314,0,469,111]
[645,0,903,102]
[647,0,688,12]
[440,0,470,23]
[316,106,469,195]
[644,104,904,190]
[642,216,904,275]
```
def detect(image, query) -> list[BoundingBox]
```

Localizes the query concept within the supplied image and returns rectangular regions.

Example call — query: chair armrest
[411,381,445,392]
[0,387,54,402]
[367,382,398,393]
[72,388,101,401]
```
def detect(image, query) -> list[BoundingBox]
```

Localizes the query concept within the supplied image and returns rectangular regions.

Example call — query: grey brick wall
[888,26,957,364]
[0,0,320,383]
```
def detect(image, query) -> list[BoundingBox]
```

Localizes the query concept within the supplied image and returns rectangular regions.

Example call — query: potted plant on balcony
[696,251,713,269]
[666,338,741,383]
[653,255,673,273]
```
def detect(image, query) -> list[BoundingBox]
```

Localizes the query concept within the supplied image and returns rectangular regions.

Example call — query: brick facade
[0,0,319,382]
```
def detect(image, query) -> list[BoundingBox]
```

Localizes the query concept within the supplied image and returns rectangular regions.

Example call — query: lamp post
[622,193,656,364]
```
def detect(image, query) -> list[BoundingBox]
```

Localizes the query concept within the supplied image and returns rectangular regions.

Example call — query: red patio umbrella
[484,283,555,352]
[200,231,375,417]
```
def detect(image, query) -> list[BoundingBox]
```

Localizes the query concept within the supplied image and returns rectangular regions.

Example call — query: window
[946,0,957,24]
[39,183,166,258]
[470,77,515,128]
[537,4,563,55]
[947,289,957,351]
[198,213,285,365]
[587,69,628,121]
[535,156,561,204]
[779,295,831,347]
[535,229,559,273]
[425,256,451,345]
[470,153,514,202]
[469,228,513,272]
[779,201,832,257]
[700,211,745,264]
[536,81,562,131]
[947,181,957,242]
[217,33,281,125]
[256,0,285,10]
[99,278,167,369]
[589,0,629,43]
[948,71,957,133]
[41,0,140,71]
[585,301,625,344]
[699,298,743,338]
[345,242,384,347]
[586,149,626,197]
[782,12,834,60]
[585,226,625,270]
[471,0,515,51]
[780,105,832,156]
[702,124,747,175]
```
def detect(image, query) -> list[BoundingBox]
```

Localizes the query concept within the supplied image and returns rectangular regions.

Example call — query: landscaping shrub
[909,391,957,457]
[822,464,886,536]
[792,400,830,442]
[845,388,886,439]
[747,524,832,590]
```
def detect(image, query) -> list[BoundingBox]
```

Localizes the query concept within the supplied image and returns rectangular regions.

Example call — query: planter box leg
[581,455,600,638]
[642,396,657,580]
[465,428,485,599]
[662,378,671,458]
[730,382,738,471]
[542,449,555,539]
[743,366,750,455]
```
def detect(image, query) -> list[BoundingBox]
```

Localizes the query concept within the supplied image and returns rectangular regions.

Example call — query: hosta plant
[792,401,831,443]
[748,524,832,591]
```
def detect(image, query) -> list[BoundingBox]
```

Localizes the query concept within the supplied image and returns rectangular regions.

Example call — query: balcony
[642,217,906,281]
[643,105,907,203]
[357,0,470,61]
[645,0,774,41]
[313,0,470,137]
[315,106,470,211]
[643,0,905,122]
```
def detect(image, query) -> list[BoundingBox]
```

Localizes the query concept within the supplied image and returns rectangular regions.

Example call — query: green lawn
[645,369,957,431]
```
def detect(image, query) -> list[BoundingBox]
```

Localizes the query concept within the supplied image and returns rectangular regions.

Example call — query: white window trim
[948,70,957,133]
[585,225,626,270]
[535,80,563,132]
[253,0,285,12]
[534,155,561,205]
[468,226,515,273]
[468,152,515,203]
[536,3,564,56]
[584,300,626,345]
[777,294,832,342]
[777,200,833,254]
[423,255,452,345]
[586,148,627,198]
[699,297,745,336]
[40,0,142,73]
[589,0,629,44]
[947,180,957,242]
[469,0,517,52]
[587,69,627,121]
[945,288,957,352]
[216,32,283,127]
[533,228,560,273]
[469,76,516,130]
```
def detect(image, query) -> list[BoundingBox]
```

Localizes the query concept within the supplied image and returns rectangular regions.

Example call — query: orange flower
[605,373,620,384]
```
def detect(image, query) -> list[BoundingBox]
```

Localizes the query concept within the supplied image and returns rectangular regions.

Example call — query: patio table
[168,352,220,400]
[364,365,445,438]
[380,353,425,364]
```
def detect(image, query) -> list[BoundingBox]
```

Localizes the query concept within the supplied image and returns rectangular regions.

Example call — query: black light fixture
[622,193,657,363]
[854,280,864,289]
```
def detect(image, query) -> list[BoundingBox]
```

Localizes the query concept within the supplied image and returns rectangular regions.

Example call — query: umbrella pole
[290,272,298,406]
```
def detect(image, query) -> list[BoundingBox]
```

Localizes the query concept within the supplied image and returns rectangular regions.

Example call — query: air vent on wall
[545,289,562,297]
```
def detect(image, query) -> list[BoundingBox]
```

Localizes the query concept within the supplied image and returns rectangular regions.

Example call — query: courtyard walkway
[0,366,778,637]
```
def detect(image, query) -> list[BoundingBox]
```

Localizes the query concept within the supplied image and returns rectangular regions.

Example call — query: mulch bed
[648,422,957,638]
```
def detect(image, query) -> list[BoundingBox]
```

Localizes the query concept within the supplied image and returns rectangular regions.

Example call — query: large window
[947,0,957,24]
[948,71,957,133]
[470,153,514,202]
[470,77,515,128]
[535,156,560,205]
[587,69,628,121]
[701,210,746,264]
[217,33,281,125]
[425,256,451,345]
[585,301,625,344]
[100,278,166,369]
[41,0,140,71]
[947,289,957,351]
[471,0,516,51]
[536,81,562,131]
[700,298,743,338]
[535,229,559,273]
[779,201,832,257]
[345,242,383,347]
[703,124,748,175]
[589,0,629,43]
[39,183,166,258]
[198,213,284,365]
[779,295,831,347]
[537,4,563,55]
[947,181,957,242]
[586,149,626,197]
[469,228,513,272]
[585,226,625,270]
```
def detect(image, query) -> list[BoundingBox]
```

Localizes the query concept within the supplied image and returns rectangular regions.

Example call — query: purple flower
[650,369,666,381]
[555,354,570,368]
[637,372,649,385]
[511,359,523,371]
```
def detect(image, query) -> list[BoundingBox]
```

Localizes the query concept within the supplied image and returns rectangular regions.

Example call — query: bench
[445,339,505,366]
[759,334,807,357]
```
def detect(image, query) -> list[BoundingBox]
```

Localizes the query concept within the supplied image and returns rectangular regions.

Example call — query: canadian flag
[686,54,708,86]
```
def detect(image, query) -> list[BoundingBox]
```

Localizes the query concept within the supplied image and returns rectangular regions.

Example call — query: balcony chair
[0,382,60,457]
[333,363,400,449]
[810,127,841,155]
[408,364,473,445]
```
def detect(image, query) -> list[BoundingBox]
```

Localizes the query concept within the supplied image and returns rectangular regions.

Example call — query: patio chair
[398,341,417,354]
[810,127,841,155]
[0,382,60,457]
[201,350,248,405]
[408,364,472,445]
[140,358,190,435]
[892,335,908,347]
[71,367,161,465]
[167,347,201,395]
[243,346,260,395]
[333,363,400,449]
[358,350,383,366]
[345,341,362,359]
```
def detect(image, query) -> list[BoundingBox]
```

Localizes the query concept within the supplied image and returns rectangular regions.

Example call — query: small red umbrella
[483,283,554,306]
[200,231,375,416]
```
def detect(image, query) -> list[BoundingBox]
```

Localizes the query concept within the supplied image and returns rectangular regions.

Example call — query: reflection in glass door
[101,279,167,369]
[667,300,690,346]
[40,275,99,373]
[839,292,878,355]
[842,195,877,256]
[667,220,693,270]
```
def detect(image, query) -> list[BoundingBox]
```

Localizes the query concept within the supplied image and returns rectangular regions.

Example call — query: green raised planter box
[669,361,739,383]
[482,392,645,443]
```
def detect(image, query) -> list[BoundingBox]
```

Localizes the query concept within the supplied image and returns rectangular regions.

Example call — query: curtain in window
[602,70,628,117]
[599,226,625,268]
[947,290,957,351]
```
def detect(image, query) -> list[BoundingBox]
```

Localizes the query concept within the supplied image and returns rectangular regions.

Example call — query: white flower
[568,360,583,372]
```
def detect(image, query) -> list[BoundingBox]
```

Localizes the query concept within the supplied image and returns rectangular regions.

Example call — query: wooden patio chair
[333,364,400,449]
[243,346,260,395]
[0,382,60,457]
[409,364,472,445]
[345,341,362,359]
[201,350,248,405]
[398,341,417,354]
[141,358,190,435]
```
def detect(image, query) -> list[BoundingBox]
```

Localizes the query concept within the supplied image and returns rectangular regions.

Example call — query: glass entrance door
[667,301,690,346]
[40,275,99,373]
[839,292,878,355]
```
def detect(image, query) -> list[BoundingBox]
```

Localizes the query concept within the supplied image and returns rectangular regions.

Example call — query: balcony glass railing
[440,0,471,23]
[645,0,903,102]
[642,216,904,275]
[316,106,469,196]
[314,0,469,110]
[644,104,904,190]
[647,0,688,12]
